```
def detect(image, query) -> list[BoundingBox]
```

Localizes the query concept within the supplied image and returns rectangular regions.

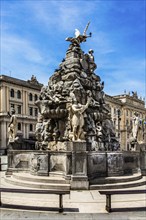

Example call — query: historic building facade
[0,75,43,154]
[0,74,146,154]
[105,92,146,150]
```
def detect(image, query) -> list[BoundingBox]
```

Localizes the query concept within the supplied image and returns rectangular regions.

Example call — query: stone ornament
[8,108,18,144]
[30,154,41,173]
[35,24,119,151]
[132,112,139,140]
[70,92,92,141]
[129,112,145,150]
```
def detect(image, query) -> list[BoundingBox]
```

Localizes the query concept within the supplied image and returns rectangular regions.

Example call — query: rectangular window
[35,108,38,117]
[18,123,21,131]
[10,104,15,109]
[29,107,33,116]
[29,93,33,101]
[114,108,116,115]
[29,124,33,131]
[17,105,21,114]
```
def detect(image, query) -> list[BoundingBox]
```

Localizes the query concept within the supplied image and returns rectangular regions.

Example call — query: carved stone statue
[88,49,97,73]
[137,122,144,144]
[132,112,139,139]
[35,25,119,151]
[129,112,145,150]
[8,108,17,143]
[27,75,40,85]
[66,22,92,45]
[70,94,92,141]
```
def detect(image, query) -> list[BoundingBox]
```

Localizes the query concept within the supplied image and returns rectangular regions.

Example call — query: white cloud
[105,79,145,98]
[85,30,115,55]
[26,0,97,33]
[0,33,56,81]
[104,57,146,97]
[1,34,44,63]
[1,0,145,98]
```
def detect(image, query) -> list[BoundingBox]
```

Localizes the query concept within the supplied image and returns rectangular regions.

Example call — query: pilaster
[70,141,89,189]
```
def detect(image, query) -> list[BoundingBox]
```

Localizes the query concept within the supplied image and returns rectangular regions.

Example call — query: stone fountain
[6,24,145,189]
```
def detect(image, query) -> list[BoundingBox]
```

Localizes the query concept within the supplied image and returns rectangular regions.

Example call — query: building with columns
[0,75,43,155]
[105,92,146,150]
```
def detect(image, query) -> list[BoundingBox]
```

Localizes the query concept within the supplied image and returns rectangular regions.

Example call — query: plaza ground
[0,172,146,220]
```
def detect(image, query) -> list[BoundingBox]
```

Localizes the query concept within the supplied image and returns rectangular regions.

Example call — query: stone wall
[7,150,141,181]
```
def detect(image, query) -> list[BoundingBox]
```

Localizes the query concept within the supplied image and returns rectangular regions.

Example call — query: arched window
[17,90,21,99]
[35,94,38,101]
[10,89,14,98]
[29,93,33,101]
[18,123,21,131]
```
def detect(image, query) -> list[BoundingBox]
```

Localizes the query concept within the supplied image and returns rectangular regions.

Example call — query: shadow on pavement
[1,203,79,213]
[111,207,146,212]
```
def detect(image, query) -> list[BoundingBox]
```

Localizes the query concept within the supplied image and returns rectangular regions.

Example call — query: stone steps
[89,173,142,184]
[49,171,66,178]
[90,176,146,190]
[4,174,70,190]
[12,173,70,184]
[3,172,146,190]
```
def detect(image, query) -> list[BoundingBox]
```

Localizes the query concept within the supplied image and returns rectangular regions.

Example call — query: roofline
[0,75,43,90]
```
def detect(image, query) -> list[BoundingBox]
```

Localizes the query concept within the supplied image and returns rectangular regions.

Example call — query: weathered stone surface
[35,26,119,152]
[123,151,140,174]
[129,113,145,151]
[6,26,145,190]
[107,152,124,176]
[71,176,89,189]
[6,150,31,173]
[7,108,18,145]
[139,144,146,175]
[50,154,67,172]
[30,153,49,176]
[87,152,106,179]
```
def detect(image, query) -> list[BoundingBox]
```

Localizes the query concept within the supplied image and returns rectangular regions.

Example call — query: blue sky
[1,0,146,99]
